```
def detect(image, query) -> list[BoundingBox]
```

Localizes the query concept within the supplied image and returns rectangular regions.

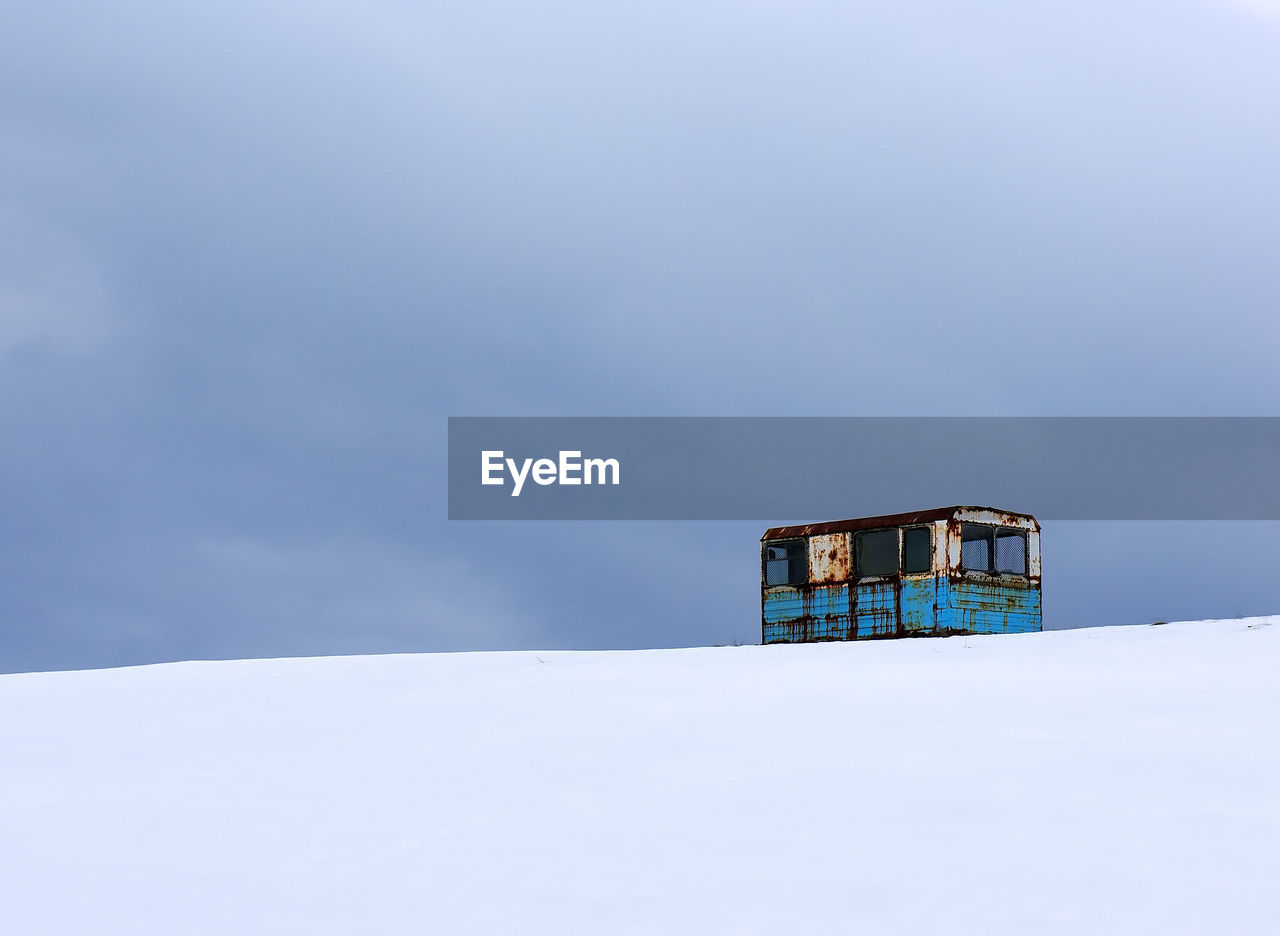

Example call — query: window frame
[959,522,1030,578]
[855,527,900,579]
[901,525,933,575]
[994,526,1029,576]
[762,538,808,587]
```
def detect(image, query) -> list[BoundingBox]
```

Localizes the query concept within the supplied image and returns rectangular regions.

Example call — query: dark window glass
[960,523,993,572]
[995,528,1028,574]
[857,529,898,577]
[902,527,931,574]
[764,541,807,585]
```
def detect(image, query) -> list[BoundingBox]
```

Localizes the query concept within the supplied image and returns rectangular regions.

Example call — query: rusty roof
[761,506,1037,541]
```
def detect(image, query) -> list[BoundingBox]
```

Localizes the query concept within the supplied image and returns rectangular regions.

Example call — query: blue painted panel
[853,581,897,637]
[810,583,850,640]
[948,578,1042,634]
[762,584,852,642]
[934,576,955,631]
[762,588,804,625]
[763,566,1041,643]
[900,577,936,633]
[762,587,811,643]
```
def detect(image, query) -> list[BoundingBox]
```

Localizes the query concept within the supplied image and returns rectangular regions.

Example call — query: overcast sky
[2,1,1279,673]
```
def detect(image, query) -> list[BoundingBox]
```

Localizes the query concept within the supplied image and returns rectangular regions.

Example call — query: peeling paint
[761,506,1043,643]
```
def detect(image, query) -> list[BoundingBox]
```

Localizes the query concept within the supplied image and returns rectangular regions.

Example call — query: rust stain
[763,506,1043,644]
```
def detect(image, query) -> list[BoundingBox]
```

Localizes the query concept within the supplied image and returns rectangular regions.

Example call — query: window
[995,528,1027,574]
[961,523,1029,576]
[960,523,992,572]
[902,527,931,574]
[856,529,898,577]
[764,540,807,585]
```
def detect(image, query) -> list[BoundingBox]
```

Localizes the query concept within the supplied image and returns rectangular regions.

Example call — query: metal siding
[762,505,1034,541]
[810,583,850,639]
[945,509,1043,635]
[762,584,851,642]
[899,576,937,633]
[934,576,956,631]
[948,579,1042,634]
[763,588,804,625]
[950,507,1040,532]
[854,581,897,637]
[760,507,1043,643]
[808,533,852,583]
[762,587,814,644]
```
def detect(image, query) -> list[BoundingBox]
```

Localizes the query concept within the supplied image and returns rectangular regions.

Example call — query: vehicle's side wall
[942,577,1042,634]
[762,521,948,642]
[761,510,1043,643]
[807,533,851,582]
[940,512,1042,636]
[762,588,806,640]
[762,583,852,642]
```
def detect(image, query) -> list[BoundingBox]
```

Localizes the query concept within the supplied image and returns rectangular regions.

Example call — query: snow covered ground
[2,617,1278,934]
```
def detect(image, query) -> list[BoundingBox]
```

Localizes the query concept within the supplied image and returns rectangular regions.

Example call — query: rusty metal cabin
[761,506,1042,643]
